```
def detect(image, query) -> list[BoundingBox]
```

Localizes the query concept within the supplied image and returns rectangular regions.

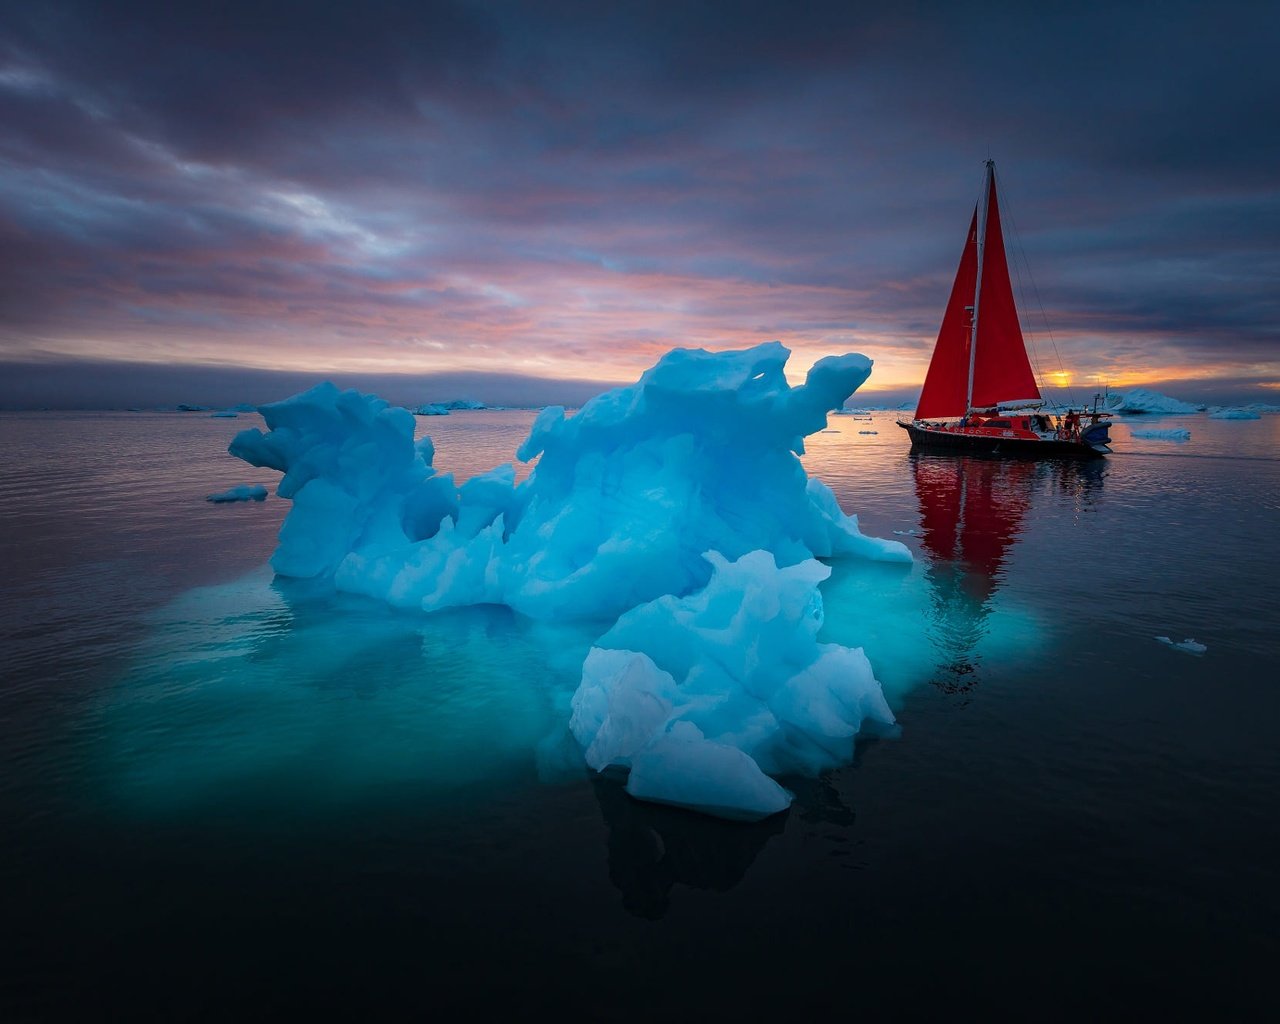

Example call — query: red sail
[914,170,1040,420]
[915,211,978,420]
[970,179,1040,412]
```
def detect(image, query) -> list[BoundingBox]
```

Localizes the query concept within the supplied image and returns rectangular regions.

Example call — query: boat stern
[1081,419,1112,454]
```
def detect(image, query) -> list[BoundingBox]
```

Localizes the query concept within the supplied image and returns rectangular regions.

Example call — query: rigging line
[995,173,1050,390]
[994,166,1079,409]
[997,165,1068,406]
[987,166,1046,389]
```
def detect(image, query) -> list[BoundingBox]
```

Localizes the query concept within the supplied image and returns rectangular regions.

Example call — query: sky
[1,0,1278,409]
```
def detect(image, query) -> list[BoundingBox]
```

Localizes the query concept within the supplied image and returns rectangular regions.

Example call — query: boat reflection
[913,454,1034,694]
[591,771,786,920]
[912,454,1106,694]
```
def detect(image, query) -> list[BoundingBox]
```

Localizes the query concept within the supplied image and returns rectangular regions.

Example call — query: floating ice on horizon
[1104,389,1202,415]
[207,484,268,503]
[228,342,911,818]
[1131,428,1191,441]
[209,411,239,418]
[413,399,493,415]
[570,550,893,820]
[1209,408,1261,420]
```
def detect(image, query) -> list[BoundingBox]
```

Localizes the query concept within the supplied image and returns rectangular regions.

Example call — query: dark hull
[898,421,1108,458]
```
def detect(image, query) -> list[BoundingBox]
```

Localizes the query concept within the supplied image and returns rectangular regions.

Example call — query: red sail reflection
[912,455,1036,693]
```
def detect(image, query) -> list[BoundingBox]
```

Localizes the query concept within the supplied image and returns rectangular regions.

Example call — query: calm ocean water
[2,407,1278,1018]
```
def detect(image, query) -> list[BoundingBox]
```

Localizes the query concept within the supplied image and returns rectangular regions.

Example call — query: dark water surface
[3,408,1278,1019]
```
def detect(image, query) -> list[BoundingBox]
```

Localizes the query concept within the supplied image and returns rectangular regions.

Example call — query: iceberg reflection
[590,769,786,919]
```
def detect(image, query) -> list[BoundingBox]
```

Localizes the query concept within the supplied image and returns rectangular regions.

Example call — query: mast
[965,160,994,413]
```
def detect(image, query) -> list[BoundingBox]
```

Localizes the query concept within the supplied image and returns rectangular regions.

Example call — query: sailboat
[898,161,1113,457]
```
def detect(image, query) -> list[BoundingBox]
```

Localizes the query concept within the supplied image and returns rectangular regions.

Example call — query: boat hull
[898,421,1109,458]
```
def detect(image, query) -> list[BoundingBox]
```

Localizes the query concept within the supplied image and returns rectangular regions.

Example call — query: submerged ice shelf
[229,343,912,820]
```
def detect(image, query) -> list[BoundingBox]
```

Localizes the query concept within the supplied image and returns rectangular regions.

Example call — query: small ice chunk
[1156,635,1206,654]
[209,411,239,418]
[207,484,268,503]
[858,430,878,435]
[1131,427,1187,440]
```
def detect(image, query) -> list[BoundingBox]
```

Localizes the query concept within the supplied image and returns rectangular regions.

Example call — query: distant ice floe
[1130,428,1190,441]
[1104,389,1202,415]
[1156,636,1207,655]
[207,484,268,503]
[1208,408,1261,420]
[209,411,239,418]
[858,430,878,435]
[229,342,910,820]
[413,399,505,416]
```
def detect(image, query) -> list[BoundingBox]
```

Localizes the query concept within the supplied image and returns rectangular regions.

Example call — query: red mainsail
[915,168,1041,420]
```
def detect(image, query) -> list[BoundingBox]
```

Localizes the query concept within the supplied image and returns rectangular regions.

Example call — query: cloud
[1,0,1277,397]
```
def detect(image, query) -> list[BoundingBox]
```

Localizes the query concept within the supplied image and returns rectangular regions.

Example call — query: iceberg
[228,342,911,819]
[230,342,909,621]
[413,403,450,416]
[1103,388,1202,415]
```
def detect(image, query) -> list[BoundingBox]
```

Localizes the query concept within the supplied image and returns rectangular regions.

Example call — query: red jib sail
[915,170,1041,420]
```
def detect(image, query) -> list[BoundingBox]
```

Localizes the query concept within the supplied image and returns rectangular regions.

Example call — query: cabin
[966,413,1054,438]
